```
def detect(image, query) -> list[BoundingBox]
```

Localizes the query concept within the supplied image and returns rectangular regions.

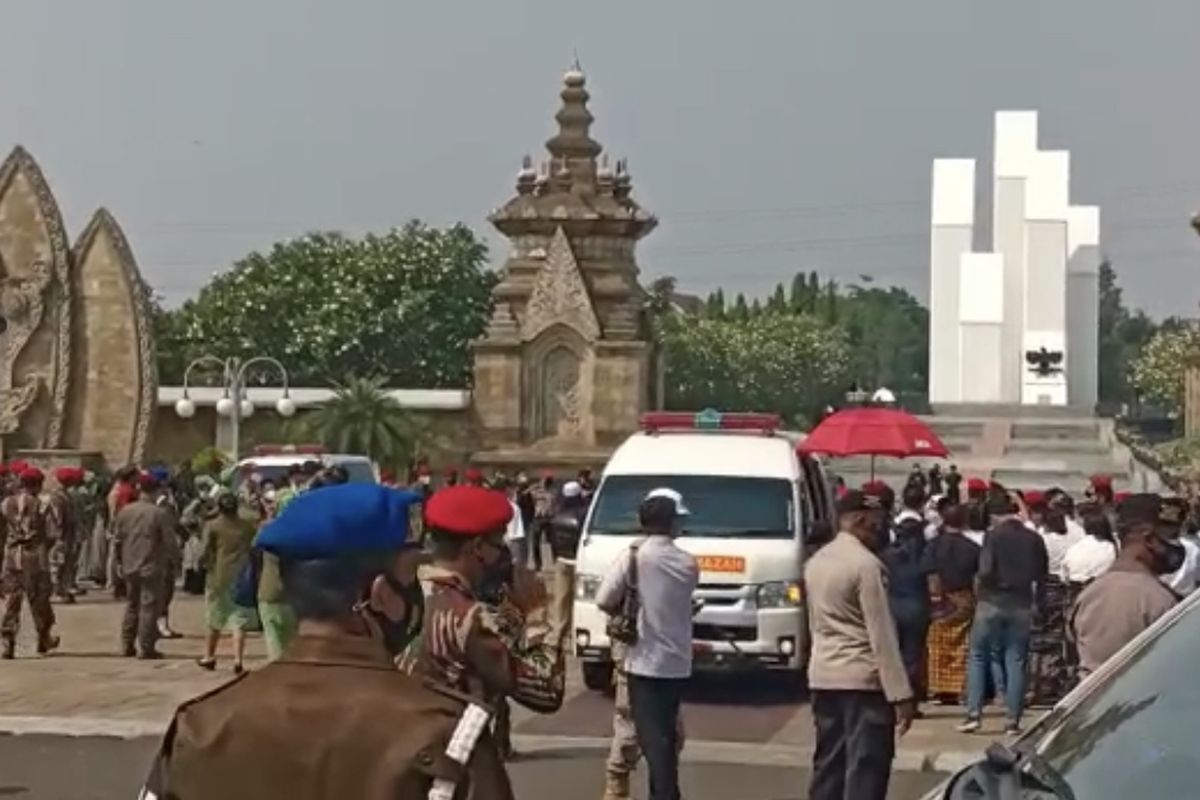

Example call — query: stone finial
[546,66,602,164]
[614,158,633,199]
[516,155,536,195]
[597,154,615,196]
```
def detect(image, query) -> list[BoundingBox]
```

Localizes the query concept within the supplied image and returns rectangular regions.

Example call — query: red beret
[1090,474,1113,489]
[1024,490,1045,508]
[137,471,160,492]
[20,467,44,484]
[1113,490,1131,504]
[966,477,988,492]
[9,460,29,475]
[54,467,83,486]
[425,485,513,537]
[464,467,485,483]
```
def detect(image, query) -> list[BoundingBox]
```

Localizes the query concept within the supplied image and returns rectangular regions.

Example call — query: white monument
[928,111,1101,408]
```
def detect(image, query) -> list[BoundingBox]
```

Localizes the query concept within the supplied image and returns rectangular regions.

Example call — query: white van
[572,410,834,691]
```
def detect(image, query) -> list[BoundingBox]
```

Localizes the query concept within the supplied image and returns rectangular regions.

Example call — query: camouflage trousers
[49,538,79,598]
[2,568,56,640]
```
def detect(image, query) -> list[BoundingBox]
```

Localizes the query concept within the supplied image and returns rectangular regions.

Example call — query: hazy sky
[2,0,1198,317]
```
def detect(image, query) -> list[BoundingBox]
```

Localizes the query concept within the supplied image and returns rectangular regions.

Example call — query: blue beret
[149,466,171,483]
[255,483,421,561]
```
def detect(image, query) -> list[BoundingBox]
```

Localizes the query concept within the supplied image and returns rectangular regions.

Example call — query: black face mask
[369,574,424,657]
[477,544,514,605]
[1154,538,1186,577]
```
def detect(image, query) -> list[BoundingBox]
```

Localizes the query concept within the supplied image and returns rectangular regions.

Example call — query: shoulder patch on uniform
[175,671,252,714]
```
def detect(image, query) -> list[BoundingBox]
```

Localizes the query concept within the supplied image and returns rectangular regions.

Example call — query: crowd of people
[804,465,1198,800]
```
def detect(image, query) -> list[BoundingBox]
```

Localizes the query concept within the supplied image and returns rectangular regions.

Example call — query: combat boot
[601,771,630,800]
[36,634,60,655]
[1,637,15,660]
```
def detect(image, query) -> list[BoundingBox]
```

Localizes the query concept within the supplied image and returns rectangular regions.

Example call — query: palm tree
[299,376,419,469]
[644,276,678,410]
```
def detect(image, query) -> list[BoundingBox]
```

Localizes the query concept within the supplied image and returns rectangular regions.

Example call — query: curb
[0,716,980,773]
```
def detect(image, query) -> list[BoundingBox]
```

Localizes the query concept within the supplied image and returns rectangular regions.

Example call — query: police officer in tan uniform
[139,483,512,800]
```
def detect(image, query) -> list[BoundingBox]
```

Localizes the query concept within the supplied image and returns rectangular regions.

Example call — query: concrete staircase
[829,406,1135,492]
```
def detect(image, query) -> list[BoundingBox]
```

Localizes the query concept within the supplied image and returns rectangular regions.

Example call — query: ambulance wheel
[582,661,614,693]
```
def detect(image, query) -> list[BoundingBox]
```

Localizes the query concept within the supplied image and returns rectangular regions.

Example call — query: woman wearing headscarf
[198,492,259,673]
[922,503,980,704]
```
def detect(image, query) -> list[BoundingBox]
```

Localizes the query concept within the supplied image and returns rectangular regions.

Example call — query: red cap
[1024,490,1046,508]
[20,466,45,485]
[966,477,988,493]
[425,485,513,537]
[1090,474,1113,489]
[463,467,485,484]
[54,467,83,486]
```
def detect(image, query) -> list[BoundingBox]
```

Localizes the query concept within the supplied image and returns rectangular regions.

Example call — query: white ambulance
[572,410,834,691]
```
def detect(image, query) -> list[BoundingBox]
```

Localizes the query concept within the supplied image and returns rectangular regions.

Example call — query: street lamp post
[174,356,297,460]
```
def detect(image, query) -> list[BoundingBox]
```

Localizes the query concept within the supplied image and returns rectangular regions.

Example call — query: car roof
[237,454,372,467]
[604,431,800,480]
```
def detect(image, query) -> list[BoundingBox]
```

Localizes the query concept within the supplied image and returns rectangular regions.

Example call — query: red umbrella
[798,407,950,479]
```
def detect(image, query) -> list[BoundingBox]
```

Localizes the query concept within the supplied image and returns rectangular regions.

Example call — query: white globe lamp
[215,397,236,418]
[275,396,297,418]
[240,399,256,418]
[174,397,196,419]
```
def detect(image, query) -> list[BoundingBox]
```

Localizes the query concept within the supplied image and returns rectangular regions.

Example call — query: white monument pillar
[992,111,1039,404]
[1067,205,1101,409]
[929,159,976,404]
[958,253,1006,403]
[1021,150,1070,406]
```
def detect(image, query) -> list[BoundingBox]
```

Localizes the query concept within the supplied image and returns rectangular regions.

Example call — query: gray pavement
[0,735,949,799]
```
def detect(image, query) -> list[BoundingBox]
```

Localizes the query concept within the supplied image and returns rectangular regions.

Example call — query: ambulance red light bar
[252,444,326,457]
[640,410,782,435]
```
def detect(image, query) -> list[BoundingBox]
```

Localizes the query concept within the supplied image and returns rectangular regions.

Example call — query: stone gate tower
[470,67,657,469]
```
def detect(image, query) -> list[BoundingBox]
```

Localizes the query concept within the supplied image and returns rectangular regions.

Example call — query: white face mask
[419,476,431,486]
[264,489,277,501]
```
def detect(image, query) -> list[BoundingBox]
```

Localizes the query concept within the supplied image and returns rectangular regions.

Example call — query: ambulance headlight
[756,581,803,608]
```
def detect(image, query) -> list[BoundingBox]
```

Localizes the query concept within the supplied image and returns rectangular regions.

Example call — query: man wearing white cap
[597,488,699,800]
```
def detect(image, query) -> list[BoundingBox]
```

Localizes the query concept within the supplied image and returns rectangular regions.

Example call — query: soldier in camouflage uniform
[46,467,82,603]
[0,467,59,658]
[400,485,565,771]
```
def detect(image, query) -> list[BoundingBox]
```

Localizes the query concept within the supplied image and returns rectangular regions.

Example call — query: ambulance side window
[799,455,830,523]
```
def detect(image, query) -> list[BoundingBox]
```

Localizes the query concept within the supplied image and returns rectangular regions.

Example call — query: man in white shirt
[1040,495,1085,580]
[597,488,698,800]
[1062,511,1117,585]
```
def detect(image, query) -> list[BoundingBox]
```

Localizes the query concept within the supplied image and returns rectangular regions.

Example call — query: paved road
[0,735,948,800]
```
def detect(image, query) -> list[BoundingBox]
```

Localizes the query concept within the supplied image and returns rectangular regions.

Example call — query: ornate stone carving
[520,227,600,343]
[0,146,71,451]
[540,345,583,440]
[0,146,156,468]
[66,209,157,466]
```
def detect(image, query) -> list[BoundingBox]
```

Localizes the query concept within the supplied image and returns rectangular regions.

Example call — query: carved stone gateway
[0,147,156,470]
[470,68,656,470]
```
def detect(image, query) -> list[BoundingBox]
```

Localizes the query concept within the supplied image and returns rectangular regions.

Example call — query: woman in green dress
[197,493,258,673]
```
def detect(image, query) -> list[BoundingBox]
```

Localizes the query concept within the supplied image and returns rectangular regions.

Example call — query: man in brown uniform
[46,467,80,603]
[139,482,512,800]
[1071,494,1181,679]
[805,490,914,800]
[113,472,179,659]
[0,467,59,659]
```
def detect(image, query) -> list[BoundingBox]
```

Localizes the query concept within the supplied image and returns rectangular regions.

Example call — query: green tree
[157,222,495,387]
[838,285,928,396]
[644,276,679,410]
[297,376,421,468]
[807,271,821,313]
[1130,322,1200,413]
[789,273,809,312]
[1098,260,1158,408]
[662,312,851,426]
[767,283,787,313]
[823,279,839,324]
[731,293,750,322]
